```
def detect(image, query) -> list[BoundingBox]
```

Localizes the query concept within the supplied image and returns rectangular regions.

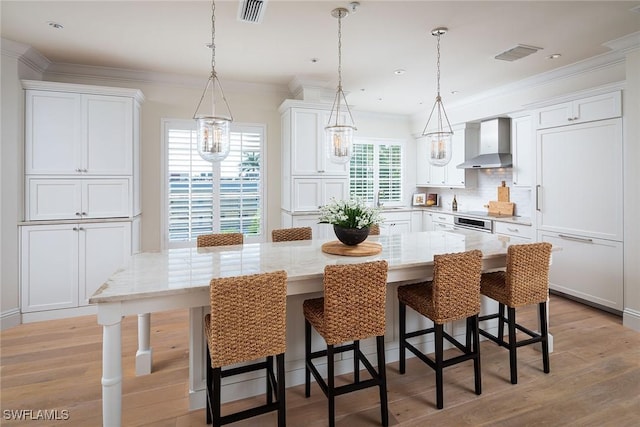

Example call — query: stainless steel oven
[453,214,493,233]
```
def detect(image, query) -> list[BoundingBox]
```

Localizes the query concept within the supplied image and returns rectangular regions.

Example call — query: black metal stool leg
[304,319,311,397]
[435,323,444,409]
[376,335,389,427]
[353,340,360,383]
[507,306,518,384]
[498,303,506,344]
[399,302,406,374]
[327,344,336,427]
[212,367,222,427]
[539,302,550,374]
[206,345,212,425]
[472,315,482,395]
[277,353,286,427]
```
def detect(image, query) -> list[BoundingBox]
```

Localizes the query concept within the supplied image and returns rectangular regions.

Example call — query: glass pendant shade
[326,7,356,165]
[196,115,231,162]
[428,132,453,166]
[326,124,354,164]
[193,0,233,163]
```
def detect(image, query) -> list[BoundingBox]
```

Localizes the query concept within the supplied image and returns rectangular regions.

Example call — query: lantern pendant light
[325,7,357,165]
[193,0,233,163]
[422,27,453,166]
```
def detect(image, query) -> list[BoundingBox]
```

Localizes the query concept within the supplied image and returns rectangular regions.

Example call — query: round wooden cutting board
[321,240,382,257]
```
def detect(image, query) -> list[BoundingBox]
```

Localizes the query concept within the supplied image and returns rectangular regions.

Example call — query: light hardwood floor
[1,295,639,426]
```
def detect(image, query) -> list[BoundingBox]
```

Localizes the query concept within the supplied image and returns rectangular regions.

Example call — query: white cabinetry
[25,90,134,175]
[510,115,534,187]
[379,211,412,235]
[27,178,131,220]
[291,178,348,212]
[20,81,143,320]
[416,123,479,188]
[429,212,455,232]
[539,231,623,312]
[536,92,623,312]
[494,221,533,240]
[534,91,621,129]
[21,222,131,313]
[279,101,349,228]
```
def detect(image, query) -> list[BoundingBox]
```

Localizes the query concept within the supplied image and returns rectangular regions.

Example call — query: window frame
[161,119,267,249]
[350,137,404,208]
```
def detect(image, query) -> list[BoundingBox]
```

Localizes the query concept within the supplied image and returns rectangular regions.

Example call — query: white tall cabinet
[535,91,623,312]
[20,80,144,321]
[279,100,349,238]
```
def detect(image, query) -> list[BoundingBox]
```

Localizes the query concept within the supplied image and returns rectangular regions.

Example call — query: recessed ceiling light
[546,53,561,60]
[394,69,406,75]
[377,97,383,101]
[47,21,63,29]
[310,58,319,63]
[450,90,459,95]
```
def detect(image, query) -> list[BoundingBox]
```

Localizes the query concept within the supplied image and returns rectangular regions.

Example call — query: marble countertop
[421,207,532,226]
[90,230,527,304]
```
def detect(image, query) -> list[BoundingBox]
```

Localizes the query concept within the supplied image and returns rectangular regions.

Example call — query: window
[162,119,265,248]
[350,138,403,205]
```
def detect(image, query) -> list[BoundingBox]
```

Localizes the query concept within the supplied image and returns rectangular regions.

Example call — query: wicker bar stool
[397,250,483,409]
[204,270,288,426]
[478,242,552,384]
[303,260,389,427]
[272,227,312,242]
[197,232,243,247]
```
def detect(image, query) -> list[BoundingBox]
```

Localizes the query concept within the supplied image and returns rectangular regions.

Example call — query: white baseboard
[21,305,97,323]
[623,308,640,332]
[0,308,21,330]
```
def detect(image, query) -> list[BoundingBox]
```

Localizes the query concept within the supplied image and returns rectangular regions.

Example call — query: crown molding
[604,31,640,54]
[1,38,50,73]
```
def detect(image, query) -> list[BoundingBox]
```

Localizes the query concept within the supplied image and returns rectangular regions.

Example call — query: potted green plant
[318,197,383,245]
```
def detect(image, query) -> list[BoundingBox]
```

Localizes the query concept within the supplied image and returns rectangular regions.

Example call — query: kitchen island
[90,230,545,427]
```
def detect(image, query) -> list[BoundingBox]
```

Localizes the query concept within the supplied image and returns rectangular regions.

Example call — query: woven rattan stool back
[197,233,244,248]
[207,270,287,367]
[504,242,552,306]
[431,250,483,323]
[322,260,388,345]
[272,227,312,242]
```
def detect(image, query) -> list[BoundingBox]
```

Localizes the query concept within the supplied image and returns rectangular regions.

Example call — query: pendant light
[325,7,357,165]
[193,0,233,163]
[422,27,453,166]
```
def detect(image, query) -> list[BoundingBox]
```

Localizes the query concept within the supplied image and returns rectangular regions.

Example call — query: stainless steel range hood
[457,118,512,169]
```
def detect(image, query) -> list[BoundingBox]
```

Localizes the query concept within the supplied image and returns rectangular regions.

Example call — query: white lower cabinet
[21,222,131,314]
[494,221,533,240]
[539,231,623,312]
[379,211,412,235]
[429,212,455,232]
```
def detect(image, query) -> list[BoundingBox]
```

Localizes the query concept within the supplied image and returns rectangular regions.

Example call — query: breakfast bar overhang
[90,230,553,427]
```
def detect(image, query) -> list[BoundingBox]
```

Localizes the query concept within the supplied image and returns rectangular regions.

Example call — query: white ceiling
[2,1,640,115]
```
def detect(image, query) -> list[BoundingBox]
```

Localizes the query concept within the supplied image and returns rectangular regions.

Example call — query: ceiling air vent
[494,44,542,62]
[238,0,268,24]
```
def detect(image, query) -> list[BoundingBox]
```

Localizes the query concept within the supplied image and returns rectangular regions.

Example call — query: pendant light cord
[210,0,216,78]
[435,32,441,98]
[337,12,343,92]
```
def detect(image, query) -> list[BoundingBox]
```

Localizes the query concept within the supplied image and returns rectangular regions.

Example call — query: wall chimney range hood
[457,117,512,169]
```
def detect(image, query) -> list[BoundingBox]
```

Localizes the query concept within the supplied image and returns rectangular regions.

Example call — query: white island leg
[100,313,123,427]
[136,313,153,375]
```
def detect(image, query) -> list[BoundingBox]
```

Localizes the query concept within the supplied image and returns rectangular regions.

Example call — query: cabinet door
[534,101,573,129]
[447,129,466,186]
[292,179,322,211]
[83,95,133,175]
[540,231,623,311]
[415,137,432,186]
[535,91,621,129]
[25,90,82,175]
[79,222,131,305]
[291,109,320,175]
[511,115,534,187]
[21,225,79,312]
[422,212,433,231]
[27,179,82,220]
[321,179,349,206]
[83,179,131,218]
[536,118,623,241]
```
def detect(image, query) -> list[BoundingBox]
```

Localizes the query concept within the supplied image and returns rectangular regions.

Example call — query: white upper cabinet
[416,123,479,188]
[510,115,534,187]
[26,90,134,175]
[534,91,621,129]
[286,107,349,176]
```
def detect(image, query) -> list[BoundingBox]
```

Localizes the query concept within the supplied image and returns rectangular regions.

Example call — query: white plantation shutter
[350,139,403,205]
[164,120,264,247]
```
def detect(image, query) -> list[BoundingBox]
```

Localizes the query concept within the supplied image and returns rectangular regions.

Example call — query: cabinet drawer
[494,221,533,239]
[431,213,454,225]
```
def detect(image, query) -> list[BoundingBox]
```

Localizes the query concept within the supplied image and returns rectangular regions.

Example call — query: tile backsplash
[417,169,533,217]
